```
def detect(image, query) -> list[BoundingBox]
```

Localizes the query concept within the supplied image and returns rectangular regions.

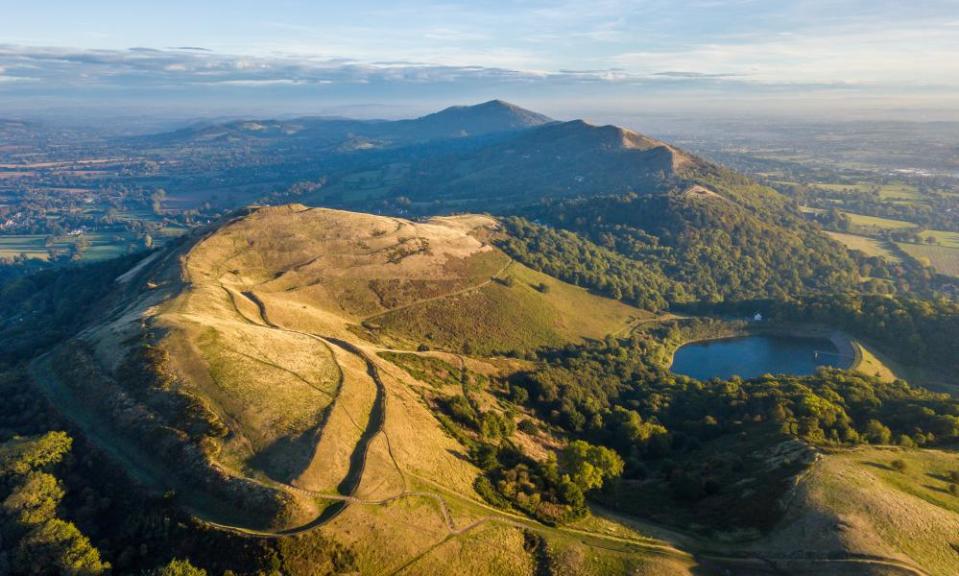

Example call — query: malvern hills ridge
[10,99,959,576]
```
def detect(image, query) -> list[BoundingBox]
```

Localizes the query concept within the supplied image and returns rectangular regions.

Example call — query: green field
[898,242,959,278]
[812,181,921,201]
[370,261,649,355]
[917,229,959,248]
[842,211,915,230]
[826,231,900,261]
[0,232,141,261]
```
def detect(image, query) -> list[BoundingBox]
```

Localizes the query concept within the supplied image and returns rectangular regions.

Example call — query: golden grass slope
[367,258,649,355]
[148,206,505,501]
[125,205,642,516]
[754,446,959,576]
[898,242,959,278]
[827,231,901,262]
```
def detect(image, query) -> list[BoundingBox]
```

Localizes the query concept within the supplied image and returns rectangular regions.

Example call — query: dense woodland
[514,188,859,303]
[769,293,959,372]
[499,206,959,376]
[518,332,959,453]
[504,330,959,529]
[0,254,147,363]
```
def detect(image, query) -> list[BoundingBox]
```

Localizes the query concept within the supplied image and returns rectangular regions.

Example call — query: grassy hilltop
[31,205,695,574]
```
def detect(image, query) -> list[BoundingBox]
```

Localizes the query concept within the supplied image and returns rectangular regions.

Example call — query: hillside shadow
[926,471,957,483]
[923,483,952,495]
[249,427,321,484]
[689,555,781,575]
[446,448,471,463]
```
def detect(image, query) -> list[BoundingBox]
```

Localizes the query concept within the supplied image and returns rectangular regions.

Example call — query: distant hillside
[140,100,859,303]
[387,99,553,140]
[141,99,552,150]
[379,119,702,209]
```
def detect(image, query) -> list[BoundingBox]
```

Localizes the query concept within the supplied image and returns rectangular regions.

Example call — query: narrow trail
[238,291,404,525]
[221,288,697,563]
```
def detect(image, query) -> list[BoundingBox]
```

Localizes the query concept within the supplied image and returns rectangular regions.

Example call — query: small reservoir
[670,335,848,380]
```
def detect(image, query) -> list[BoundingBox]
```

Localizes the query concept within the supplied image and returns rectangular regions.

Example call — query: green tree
[0,431,73,477]
[558,440,624,492]
[15,518,108,576]
[864,419,892,444]
[147,559,208,576]
[2,471,64,525]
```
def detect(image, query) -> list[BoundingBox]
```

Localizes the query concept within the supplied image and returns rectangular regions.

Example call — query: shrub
[148,559,207,576]
[890,459,907,472]
[518,419,539,434]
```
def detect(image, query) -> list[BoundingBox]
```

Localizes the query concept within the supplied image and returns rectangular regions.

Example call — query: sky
[1,0,958,124]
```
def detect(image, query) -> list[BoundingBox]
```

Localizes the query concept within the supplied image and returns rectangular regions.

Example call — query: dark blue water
[670,335,845,380]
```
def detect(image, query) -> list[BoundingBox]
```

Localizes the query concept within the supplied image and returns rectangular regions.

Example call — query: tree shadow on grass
[249,427,322,484]
[923,483,953,495]
[926,470,959,483]
[446,448,472,464]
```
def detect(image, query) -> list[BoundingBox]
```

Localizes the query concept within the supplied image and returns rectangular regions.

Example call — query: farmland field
[812,181,921,201]
[917,229,959,248]
[897,242,959,278]
[842,211,915,230]
[0,232,142,261]
[826,231,900,261]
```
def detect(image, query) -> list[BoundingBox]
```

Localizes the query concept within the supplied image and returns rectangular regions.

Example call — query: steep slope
[26,204,956,575]
[521,184,859,302]
[754,446,959,576]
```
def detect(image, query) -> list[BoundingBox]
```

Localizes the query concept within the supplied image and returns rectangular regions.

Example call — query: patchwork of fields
[0,226,186,261]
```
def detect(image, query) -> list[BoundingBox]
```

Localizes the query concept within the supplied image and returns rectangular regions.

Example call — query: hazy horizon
[2,1,959,125]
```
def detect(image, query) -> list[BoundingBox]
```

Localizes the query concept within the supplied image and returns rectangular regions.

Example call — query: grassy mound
[367,260,649,355]
[760,447,959,576]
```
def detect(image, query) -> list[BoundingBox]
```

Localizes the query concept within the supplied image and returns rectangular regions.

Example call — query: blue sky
[1,1,958,121]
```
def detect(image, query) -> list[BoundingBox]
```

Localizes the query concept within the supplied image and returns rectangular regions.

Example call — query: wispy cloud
[5,43,941,93]
[0,44,653,89]
[652,71,742,79]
